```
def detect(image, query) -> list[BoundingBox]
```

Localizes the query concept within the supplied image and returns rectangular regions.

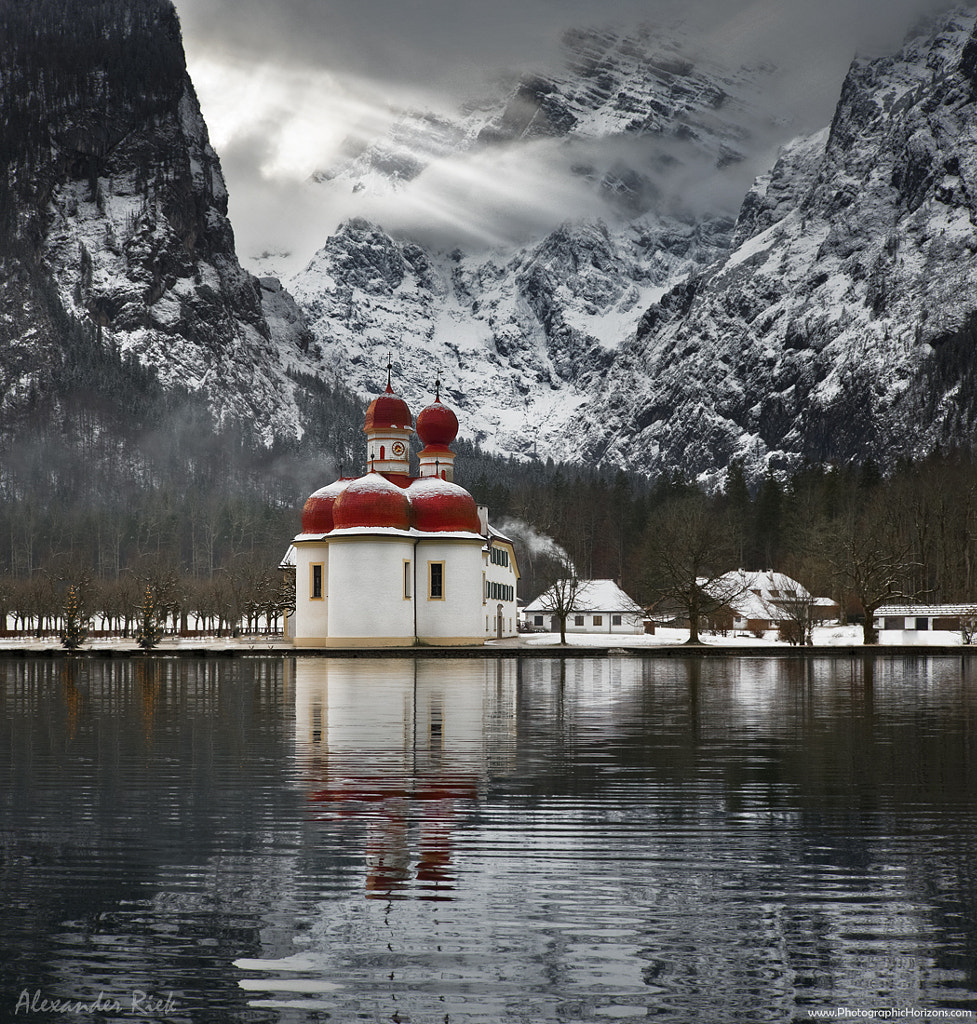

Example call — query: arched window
[380,445,385,460]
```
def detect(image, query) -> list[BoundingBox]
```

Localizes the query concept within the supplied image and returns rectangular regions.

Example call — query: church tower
[363,360,413,478]
[415,377,458,482]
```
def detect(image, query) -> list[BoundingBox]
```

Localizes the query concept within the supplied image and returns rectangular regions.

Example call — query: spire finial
[434,371,441,402]
[385,352,393,393]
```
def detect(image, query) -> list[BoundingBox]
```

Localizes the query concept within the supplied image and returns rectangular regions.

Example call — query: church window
[380,445,385,460]
[429,562,444,599]
[310,563,324,600]
[404,560,412,599]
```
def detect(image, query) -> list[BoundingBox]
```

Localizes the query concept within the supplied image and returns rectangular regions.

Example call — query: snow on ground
[506,624,968,648]
[0,625,968,653]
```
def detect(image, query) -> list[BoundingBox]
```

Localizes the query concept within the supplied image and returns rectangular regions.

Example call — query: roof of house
[705,569,811,621]
[879,603,977,617]
[524,579,644,615]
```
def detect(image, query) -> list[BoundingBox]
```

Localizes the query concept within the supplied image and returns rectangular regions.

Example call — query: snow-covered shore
[0,624,972,655]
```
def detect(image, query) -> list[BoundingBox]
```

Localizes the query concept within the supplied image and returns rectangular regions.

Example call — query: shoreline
[1,640,976,659]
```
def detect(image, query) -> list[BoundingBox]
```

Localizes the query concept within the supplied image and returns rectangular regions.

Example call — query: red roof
[416,397,458,447]
[408,477,480,533]
[301,478,350,534]
[364,383,412,432]
[333,473,412,531]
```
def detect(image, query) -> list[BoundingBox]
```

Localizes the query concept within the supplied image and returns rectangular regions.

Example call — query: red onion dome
[364,383,412,432]
[301,479,350,534]
[332,472,412,531]
[416,397,458,448]
[408,477,481,533]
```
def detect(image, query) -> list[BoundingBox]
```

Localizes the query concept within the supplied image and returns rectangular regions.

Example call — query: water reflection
[292,658,517,901]
[2,655,977,1022]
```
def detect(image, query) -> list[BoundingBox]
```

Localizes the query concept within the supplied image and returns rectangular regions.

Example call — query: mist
[174,0,957,268]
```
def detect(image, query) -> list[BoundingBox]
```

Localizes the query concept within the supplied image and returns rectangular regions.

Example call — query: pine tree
[59,584,88,650]
[135,586,163,651]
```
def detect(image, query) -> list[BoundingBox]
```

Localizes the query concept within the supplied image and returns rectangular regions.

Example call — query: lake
[1,654,977,1023]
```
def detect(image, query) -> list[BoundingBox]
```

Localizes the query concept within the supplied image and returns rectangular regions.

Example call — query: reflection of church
[285,373,520,647]
[291,659,517,900]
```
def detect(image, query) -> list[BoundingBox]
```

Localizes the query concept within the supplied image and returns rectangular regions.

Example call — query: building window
[429,561,444,599]
[574,615,584,626]
[310,563,324,600]
[593,615,603,626]
[534,615,544,626]
[404,560,412,599]
[490,547,510,567]
[612,614,622,626]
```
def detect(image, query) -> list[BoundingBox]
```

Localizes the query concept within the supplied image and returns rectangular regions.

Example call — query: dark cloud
[173,0,958,265]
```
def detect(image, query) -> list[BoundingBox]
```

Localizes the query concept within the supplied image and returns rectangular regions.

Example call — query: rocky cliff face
[575,9,977,483]
[290,26,769,458]
[0,0,313,444]
[5,4,977,489]
[289,12,977,483]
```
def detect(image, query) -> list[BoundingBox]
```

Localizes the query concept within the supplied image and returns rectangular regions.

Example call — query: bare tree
[532,553,583,644]
[640,492,741,645]
[776,590,817,646]
[829,494,922,645]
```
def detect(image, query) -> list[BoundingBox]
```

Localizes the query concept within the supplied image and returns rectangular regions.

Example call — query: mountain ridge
[3,1,977,495]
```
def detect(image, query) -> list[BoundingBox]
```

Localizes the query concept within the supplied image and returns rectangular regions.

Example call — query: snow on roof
[296,526,483,541]
[525,579,643,614]
[704,569,812,621]
[879,603,977,617]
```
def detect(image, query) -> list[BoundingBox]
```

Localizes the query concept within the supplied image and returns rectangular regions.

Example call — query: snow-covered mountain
[288,26,776,458]
[0,0,317,446]
[577,8,977,483]
[5,2,977,490]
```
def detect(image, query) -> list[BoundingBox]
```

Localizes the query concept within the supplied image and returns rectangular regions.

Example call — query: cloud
[174,0,958,266]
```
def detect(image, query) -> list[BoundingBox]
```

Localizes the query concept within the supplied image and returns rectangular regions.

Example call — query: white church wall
[415,538,484,644]
[292,542,330,645]
[326,536,417,646]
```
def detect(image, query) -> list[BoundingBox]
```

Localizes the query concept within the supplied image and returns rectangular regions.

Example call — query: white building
[523,579,645,635]
[285,376,519,647]
[878,604,977,637]
[704,569,814,632]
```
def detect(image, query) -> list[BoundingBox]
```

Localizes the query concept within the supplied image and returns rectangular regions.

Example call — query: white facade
[524,579,644,635]
[483,531,519,639]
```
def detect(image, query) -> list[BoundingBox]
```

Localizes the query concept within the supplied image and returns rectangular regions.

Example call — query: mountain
[577,8,977,484]
[4,1,977,499]
[0,0,321,448]
[289,11,977,483]
[289,26,776,458]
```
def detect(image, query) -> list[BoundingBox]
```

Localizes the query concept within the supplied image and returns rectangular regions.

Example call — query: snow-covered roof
[705,569,811,621]
[879,603,977,617]
[525,579,643,615]
[488,523,514,544]
[294,527,483,542]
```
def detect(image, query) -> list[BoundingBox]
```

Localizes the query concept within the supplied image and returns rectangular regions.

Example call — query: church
[284,373,520,647]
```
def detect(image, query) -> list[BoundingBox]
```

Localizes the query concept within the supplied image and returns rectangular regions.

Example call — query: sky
[173,0,954,274]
